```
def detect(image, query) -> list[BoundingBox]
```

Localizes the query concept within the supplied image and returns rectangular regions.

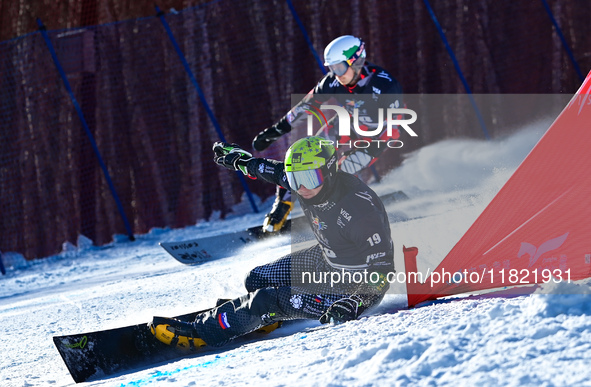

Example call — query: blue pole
[423,0,491,140]
[37,19,136,242]
[156,6,259,214]
[285,0,326,75]
[540,0,584,82]
[0,251,6,275]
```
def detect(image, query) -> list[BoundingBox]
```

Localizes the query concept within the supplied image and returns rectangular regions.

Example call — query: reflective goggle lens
[328,61,349,76]
[286,168,325,190]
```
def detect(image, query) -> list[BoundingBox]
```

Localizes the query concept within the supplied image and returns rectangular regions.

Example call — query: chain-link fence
[1,0,589,261]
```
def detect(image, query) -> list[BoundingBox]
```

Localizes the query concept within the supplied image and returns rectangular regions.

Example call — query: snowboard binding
[263,200,293,233]
[263,186,293,233]
[149,317,206,350]
[256,321,282,334]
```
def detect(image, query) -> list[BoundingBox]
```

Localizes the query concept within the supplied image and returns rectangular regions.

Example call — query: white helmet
[323,35,366,76]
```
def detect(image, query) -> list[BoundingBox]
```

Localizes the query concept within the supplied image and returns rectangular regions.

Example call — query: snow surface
[3,118,591,387]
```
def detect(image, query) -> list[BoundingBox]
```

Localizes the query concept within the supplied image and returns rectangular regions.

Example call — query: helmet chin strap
[345,67,363,87]
[346,69,361,87]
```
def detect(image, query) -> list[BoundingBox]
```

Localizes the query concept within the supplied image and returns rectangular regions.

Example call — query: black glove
[252,125,284,151]
[212,142,253,177]
[319,295,366,324]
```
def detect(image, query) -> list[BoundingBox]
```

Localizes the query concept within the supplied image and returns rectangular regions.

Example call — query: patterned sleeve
[246,158,291,190]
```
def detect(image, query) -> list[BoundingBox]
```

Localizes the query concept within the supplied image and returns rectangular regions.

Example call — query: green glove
[212,142,253,177]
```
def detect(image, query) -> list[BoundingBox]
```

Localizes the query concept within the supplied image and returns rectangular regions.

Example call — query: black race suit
[259,64,404,210]
[191,158,394,346]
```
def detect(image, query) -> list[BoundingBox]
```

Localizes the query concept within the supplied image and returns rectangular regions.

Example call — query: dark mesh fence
[1,0,590,260]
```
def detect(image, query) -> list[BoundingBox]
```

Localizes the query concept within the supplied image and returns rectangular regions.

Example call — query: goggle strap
[346,40,365,66]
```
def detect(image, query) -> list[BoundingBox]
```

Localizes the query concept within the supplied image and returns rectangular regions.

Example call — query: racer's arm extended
[253,79,332,151]
[212,142,291,190]
[245,158,290,190]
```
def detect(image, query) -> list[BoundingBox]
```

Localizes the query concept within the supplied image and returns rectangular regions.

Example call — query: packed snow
[2,118,591,387]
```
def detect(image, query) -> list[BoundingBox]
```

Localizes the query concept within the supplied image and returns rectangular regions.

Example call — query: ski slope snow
[2,119,591,386]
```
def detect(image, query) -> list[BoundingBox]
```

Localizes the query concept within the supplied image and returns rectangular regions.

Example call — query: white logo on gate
[517,233,569,267]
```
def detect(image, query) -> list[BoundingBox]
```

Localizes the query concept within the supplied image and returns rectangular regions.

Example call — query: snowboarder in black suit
[253,35,403,234]
[151,136,394,348]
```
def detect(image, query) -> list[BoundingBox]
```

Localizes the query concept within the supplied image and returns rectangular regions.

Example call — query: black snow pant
[191,244,388,347]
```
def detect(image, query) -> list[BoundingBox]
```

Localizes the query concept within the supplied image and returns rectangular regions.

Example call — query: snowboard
[160,190,409,265]
[53,310,206,383]
[159,217,310,265]
[54,306,281,383]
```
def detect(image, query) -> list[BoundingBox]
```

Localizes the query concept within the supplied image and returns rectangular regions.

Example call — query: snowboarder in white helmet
[323,35,367,86]
[252,35,403,234]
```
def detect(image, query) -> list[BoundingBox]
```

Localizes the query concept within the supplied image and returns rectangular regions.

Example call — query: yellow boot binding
[150,317,206,350]
[256,321,282,334]
[263,200,293,233]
